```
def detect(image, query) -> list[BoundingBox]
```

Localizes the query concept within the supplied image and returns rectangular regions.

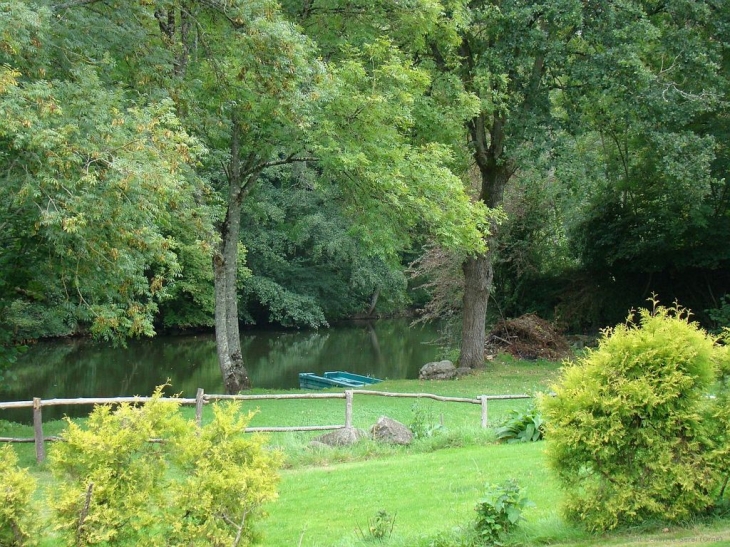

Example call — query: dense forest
[1,1,728,389]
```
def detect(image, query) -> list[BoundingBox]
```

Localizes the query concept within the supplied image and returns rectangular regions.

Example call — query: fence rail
[0,389,531,462]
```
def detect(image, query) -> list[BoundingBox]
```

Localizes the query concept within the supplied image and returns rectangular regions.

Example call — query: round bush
[542,304,724,530]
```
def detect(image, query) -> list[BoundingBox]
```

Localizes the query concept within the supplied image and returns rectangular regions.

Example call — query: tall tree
[0,3,211,347]
[417,1,582,367]
[40,0,328,391]
[414,0,729,362]
[559,0,730,326]
[27,0,486,392]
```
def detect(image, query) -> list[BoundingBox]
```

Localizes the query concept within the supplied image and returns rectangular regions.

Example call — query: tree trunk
[460,113,512,368]
[460,252,493,368]
[214,121,251,393]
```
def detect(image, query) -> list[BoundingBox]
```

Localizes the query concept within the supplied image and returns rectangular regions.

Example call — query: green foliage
[49,387,281,546]
[542,303,723,531]
[495,404,544,444]
[0,445,37,546]
[240,167,411,325]
[0,4,216,343]
[474,479,533,546]
[357,509,396,542]
[312,38,489,259]
[169,403,282,545]
[409,402,445,440]
[707,296,730,333]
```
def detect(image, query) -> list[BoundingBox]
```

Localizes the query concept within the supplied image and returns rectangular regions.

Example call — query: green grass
[261,442,561,546]
[4,356,730,546]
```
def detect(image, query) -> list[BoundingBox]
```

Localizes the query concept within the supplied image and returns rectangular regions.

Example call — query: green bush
[474,479,533,545]
[495,404,544,443]
[0,445,37,546]
[49,387,281,546]
[168,403,282,545]
[542,303,723,531]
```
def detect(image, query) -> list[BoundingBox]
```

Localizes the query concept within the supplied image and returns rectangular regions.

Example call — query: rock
[454,367,473,378]
[370,416,413,445]
[313,427,367,447]
[419,360,457,380]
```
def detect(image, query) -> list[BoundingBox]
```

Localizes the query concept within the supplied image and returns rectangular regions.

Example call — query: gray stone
[313,427,367,447]
[370,416,413,445]
[419,360,457,380]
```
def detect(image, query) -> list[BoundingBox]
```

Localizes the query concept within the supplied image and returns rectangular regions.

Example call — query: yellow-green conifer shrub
[169,403,282,546]
[708,338,730,497]
[50,387,192,545]
[49,387,281,546]
[542,304,721,531]
[0,445,37,546]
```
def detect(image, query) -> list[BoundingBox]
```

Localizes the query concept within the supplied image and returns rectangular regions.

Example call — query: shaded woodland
[1,1,728,387]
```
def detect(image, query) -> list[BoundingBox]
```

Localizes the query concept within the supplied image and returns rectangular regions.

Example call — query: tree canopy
[1,0,729,378]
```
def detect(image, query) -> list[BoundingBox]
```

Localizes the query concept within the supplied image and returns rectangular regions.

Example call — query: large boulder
[370,416,413,445]
[419,360,457,380]
[313,427,367,447]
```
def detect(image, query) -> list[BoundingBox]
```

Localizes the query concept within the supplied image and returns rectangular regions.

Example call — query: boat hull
[298,371,382,390]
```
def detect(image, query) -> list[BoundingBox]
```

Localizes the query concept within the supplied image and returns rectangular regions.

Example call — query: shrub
[542,303,723,531]
[169,402,282,545]
[495,404,544,443]
[49,387,281,546]
[50,387,191,545]
[0,445,37,546]
[474,479,533,545]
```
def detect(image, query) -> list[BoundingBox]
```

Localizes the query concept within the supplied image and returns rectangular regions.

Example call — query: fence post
[480,396,488,428]
[195,388,205,428]
[33,397,45,463]
[345,390,353,428]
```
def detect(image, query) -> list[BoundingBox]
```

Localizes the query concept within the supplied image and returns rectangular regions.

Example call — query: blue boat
[298,371,383,390]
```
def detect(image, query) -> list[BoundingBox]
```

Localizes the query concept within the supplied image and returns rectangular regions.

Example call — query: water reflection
[1,319,443,422]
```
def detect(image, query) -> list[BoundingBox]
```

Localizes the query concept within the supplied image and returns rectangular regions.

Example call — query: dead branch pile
[487,313,572,361]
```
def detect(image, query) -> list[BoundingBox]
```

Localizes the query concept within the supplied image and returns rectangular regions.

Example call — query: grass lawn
[261,443,730,547]
[262,442,562,546]
[3,356,730,546]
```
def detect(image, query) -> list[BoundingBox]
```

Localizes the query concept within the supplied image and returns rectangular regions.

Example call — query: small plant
[474,480,533,545]
[410,402,444,439]
[357,509,396,541]
[495,403,544,443]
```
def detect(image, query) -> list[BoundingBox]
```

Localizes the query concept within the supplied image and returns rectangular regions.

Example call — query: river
[0,319,446,422]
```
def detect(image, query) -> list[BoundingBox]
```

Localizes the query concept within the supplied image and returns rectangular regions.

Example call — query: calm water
[1,319,445,422]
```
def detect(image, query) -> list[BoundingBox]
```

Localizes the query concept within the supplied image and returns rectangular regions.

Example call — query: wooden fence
[0,389,531,463]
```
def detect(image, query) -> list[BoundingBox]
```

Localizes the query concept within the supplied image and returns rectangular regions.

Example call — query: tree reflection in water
[1,319,444,422]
